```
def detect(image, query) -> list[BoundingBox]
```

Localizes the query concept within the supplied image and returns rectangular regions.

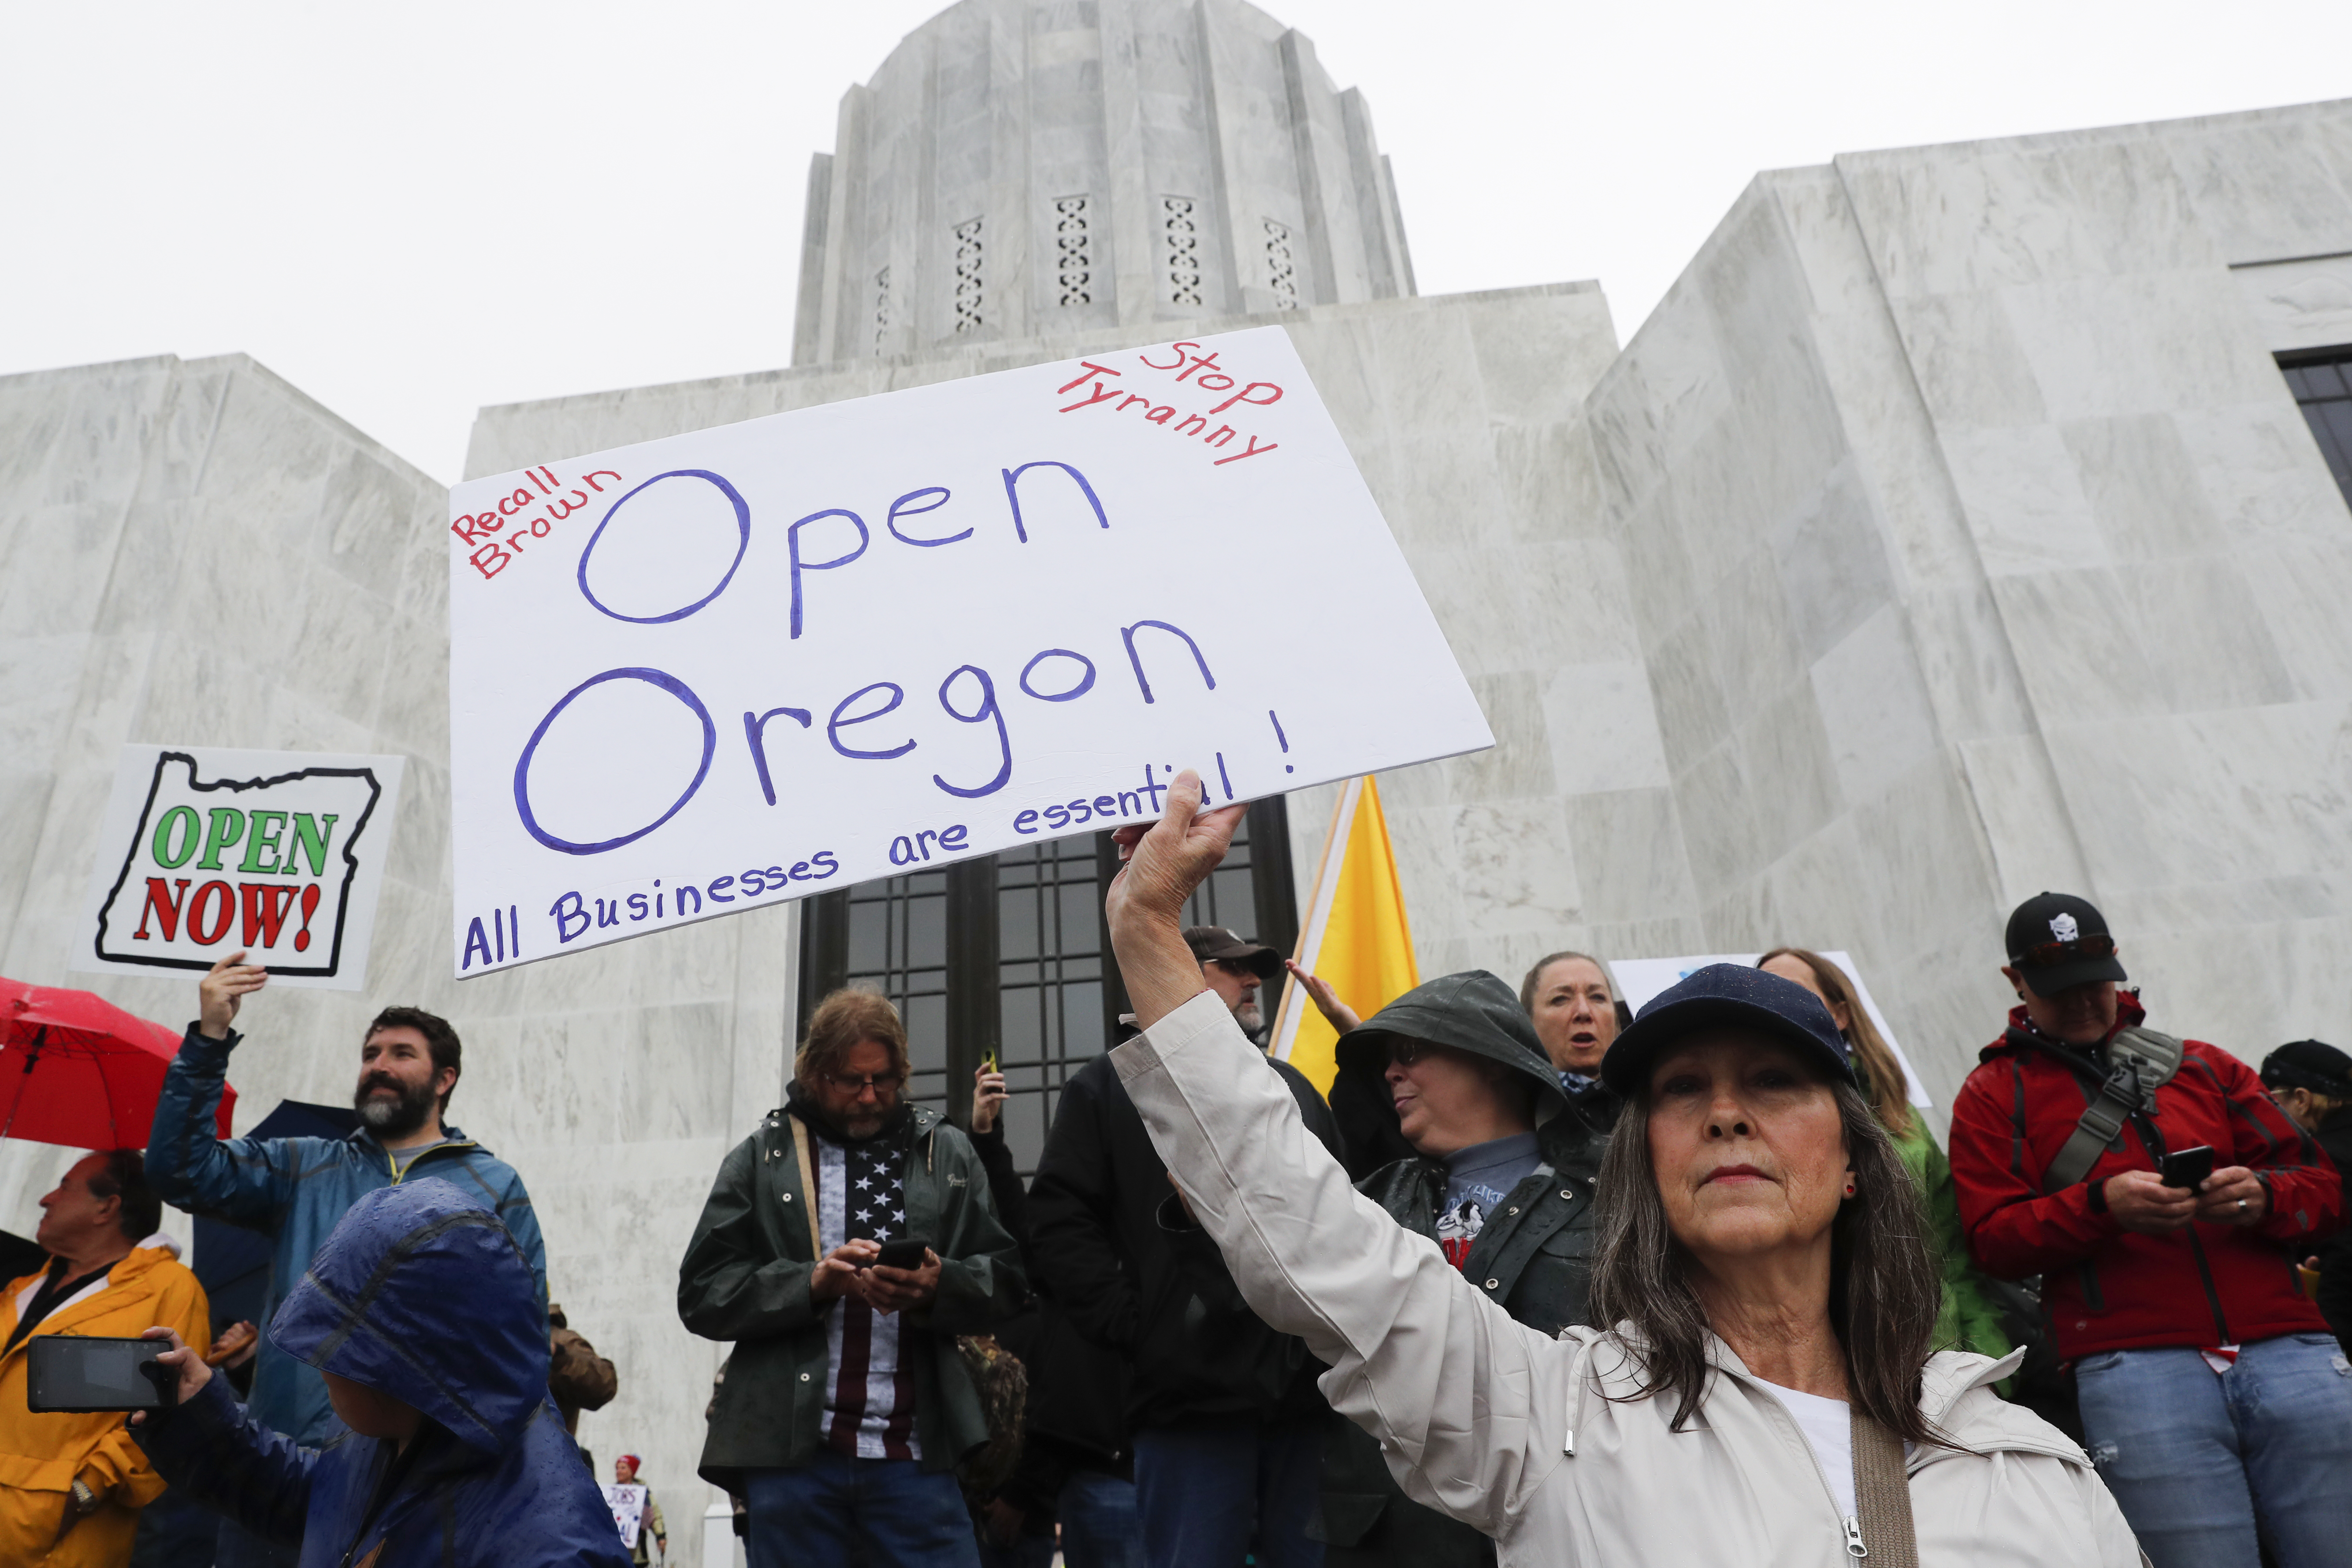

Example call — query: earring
[1843,1184,1855,1197]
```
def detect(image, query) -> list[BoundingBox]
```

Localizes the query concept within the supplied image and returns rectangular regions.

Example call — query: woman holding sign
[1097,772,2142,1566]
[607,1455,665,1566]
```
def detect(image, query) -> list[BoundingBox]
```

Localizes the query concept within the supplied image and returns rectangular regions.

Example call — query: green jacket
[1887,1110,2014,1364]
[678,1102,1026,1487]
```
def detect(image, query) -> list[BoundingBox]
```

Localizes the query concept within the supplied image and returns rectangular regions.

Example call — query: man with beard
[680,988,1023,1568]
[1185,926,1278,1040]
[146,951,546,1568]
[1029,924,1344,1568]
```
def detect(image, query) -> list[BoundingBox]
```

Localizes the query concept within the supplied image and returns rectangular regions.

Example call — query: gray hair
[1586,1074,1943,1444]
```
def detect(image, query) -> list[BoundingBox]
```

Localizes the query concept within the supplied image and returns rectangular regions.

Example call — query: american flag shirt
[814,1133,921,1460]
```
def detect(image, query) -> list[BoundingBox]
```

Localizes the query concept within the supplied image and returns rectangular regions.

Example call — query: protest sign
[74,747,405,992]
[1609,951,1933,1107]
[446,326,1491,977]
[603,1482,648,1550]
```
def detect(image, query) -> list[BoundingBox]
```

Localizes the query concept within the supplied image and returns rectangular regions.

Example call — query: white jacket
[1116,991,2147,1567]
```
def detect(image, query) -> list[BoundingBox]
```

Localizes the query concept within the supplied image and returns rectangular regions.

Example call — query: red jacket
[1947,996,2340,1360]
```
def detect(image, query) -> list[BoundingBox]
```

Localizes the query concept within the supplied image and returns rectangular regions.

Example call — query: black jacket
[966,1121,1134,1511]
[1314,971,1624,1568]
[2314,1107,2352,1355]
[1027,1045,1343,1431]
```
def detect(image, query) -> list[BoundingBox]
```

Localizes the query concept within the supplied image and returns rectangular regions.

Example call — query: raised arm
[144,954,291,1226]
[1103,773,1569,1536]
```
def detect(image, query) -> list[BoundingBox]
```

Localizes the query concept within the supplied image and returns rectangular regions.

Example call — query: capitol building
[4,1,2351,1551]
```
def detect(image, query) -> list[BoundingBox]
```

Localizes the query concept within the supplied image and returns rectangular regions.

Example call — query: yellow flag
[1271,775,1420,1093]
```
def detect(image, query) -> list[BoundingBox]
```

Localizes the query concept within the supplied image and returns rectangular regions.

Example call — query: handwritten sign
[603,1482,648,1549]
[74,747,405,992]
[447,326,1491,977]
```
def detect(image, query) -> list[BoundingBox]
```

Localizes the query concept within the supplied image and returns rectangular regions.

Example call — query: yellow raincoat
[0,1246,211,1567]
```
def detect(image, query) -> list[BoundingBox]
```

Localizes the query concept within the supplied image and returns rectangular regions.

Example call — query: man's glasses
[1389,1040,1435,1066]
[2012,933,2118,970]
[824,1072,899,1096]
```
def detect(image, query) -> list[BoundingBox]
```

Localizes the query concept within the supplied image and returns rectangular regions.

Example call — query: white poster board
[74,747,405,992]
[1608,951,1933,1108]
[604,1482,648,1550]
[446,327,1491,977]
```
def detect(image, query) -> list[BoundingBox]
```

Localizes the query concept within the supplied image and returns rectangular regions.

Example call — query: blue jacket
[145,1024,548,1444]
[135,1178,624,1568]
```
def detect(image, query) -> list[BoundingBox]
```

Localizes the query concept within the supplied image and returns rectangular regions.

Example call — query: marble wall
[1585,98,2352,1107]
[0,353,787,1557]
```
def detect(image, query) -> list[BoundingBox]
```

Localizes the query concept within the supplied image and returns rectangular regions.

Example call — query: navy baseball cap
[1600,963,1855,1095]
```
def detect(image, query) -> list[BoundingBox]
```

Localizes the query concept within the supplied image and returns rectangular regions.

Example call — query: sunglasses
[2012,933,2117,970]
[823,1072,899,1096]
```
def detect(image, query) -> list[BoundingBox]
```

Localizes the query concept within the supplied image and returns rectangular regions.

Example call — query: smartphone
[2159,1145,2216,1190]
[872,1237,929,1271]
[26,1335,176,1413]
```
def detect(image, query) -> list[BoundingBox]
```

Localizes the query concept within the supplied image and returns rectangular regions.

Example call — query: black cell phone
[2160,1144,2216,1190]
[26,1335,177,1413]
[872,1238,929,1271]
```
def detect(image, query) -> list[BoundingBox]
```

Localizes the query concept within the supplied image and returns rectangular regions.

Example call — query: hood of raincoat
[1334,970,1566,1116]
[268,1177,549,1456]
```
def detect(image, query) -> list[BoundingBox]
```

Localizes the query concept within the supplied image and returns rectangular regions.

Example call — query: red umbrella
[0,977,234,1152]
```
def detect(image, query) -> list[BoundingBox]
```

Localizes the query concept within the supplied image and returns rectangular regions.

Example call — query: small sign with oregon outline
[75,747,405,991]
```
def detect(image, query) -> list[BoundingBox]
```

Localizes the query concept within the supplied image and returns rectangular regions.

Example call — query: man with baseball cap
[1947,892,2352,1568]
[2260,1040,2352,1354]
[1182,925,1283,1039]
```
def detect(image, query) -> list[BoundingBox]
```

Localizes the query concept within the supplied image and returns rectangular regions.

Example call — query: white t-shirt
[1763,1384,1854,1517]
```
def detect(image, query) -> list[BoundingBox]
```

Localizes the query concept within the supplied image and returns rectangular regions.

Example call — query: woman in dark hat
[2261,1039,2352,1351]
[1100,772,2139,1566]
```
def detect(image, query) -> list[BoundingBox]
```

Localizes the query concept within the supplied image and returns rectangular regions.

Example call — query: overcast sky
[4,1,2348,483]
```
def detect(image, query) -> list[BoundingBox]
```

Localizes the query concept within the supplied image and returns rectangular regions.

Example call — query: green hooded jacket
[1316,971,1620,1568]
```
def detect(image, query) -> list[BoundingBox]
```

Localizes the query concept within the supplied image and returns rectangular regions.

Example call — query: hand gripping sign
[447,327,1492,977]
[76,747,405,991]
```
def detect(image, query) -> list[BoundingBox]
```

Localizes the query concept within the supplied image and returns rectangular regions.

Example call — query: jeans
[744,1455,981,1568]
[2075,1332,2352,1568]
[1134,1421,1326,1568]
[1058,1470,1142,1568]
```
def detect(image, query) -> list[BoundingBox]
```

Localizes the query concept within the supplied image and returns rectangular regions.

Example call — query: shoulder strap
[2013,1026,2186,1193]
[789,1118,823,1259]
[1848,1409,1917,1565]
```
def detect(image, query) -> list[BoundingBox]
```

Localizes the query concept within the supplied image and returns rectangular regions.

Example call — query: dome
[791,0,1415,364]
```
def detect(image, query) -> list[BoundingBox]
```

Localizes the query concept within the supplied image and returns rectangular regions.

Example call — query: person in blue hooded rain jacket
[131,1178,624,1568]
[145,954,549,1462]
